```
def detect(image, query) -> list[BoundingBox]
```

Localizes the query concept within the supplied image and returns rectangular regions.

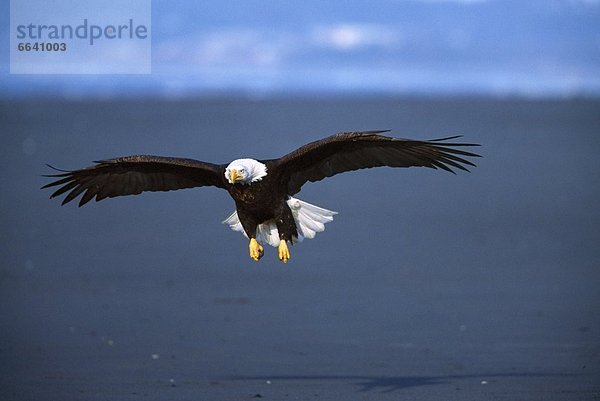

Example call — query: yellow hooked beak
[229,169,241,183]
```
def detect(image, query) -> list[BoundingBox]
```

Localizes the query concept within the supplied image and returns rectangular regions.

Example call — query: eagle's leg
[278,240,290,263]
[249,238,264,261]
[236,210,264,262]
[275,203,297,264]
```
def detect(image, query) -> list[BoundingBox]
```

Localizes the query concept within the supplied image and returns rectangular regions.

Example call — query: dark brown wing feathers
[273,130,480,195]
[43,131,480,206]
[42,155,225,207]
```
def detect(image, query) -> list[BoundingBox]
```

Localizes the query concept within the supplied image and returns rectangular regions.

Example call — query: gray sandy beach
[1,97,599,400]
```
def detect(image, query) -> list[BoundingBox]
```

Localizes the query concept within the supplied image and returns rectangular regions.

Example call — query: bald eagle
[43,130,480,263]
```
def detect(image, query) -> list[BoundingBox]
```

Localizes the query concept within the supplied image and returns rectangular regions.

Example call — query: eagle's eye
[239,168,245,174]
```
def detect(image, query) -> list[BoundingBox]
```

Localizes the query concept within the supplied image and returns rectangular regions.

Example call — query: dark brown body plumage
[226,166,299,241]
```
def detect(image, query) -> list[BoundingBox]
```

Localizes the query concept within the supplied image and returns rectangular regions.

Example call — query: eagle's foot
[249,238,264,261]
[278,240,290,264]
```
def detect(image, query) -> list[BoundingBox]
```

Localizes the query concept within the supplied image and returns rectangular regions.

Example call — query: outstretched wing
[272,130,481,195]
[42,155,226,207]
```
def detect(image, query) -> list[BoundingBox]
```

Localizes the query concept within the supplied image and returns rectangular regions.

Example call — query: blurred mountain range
[2,0,599,98]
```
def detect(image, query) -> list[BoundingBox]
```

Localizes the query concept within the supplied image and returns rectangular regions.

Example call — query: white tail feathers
[222,197,338,247]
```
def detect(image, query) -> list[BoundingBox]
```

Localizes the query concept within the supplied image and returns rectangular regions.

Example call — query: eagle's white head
[225,158,268,185]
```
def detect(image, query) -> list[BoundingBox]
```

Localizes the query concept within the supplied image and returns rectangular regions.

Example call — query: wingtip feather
[45,164,72,172]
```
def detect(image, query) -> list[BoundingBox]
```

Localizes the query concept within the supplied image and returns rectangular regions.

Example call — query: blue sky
[2,0,600,97]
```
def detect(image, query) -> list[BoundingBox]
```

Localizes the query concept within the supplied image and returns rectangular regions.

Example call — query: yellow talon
[249,238,264,261]
[278,240,290,263]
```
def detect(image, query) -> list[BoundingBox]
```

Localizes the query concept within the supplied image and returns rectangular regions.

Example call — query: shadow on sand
[229,372,571,393]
